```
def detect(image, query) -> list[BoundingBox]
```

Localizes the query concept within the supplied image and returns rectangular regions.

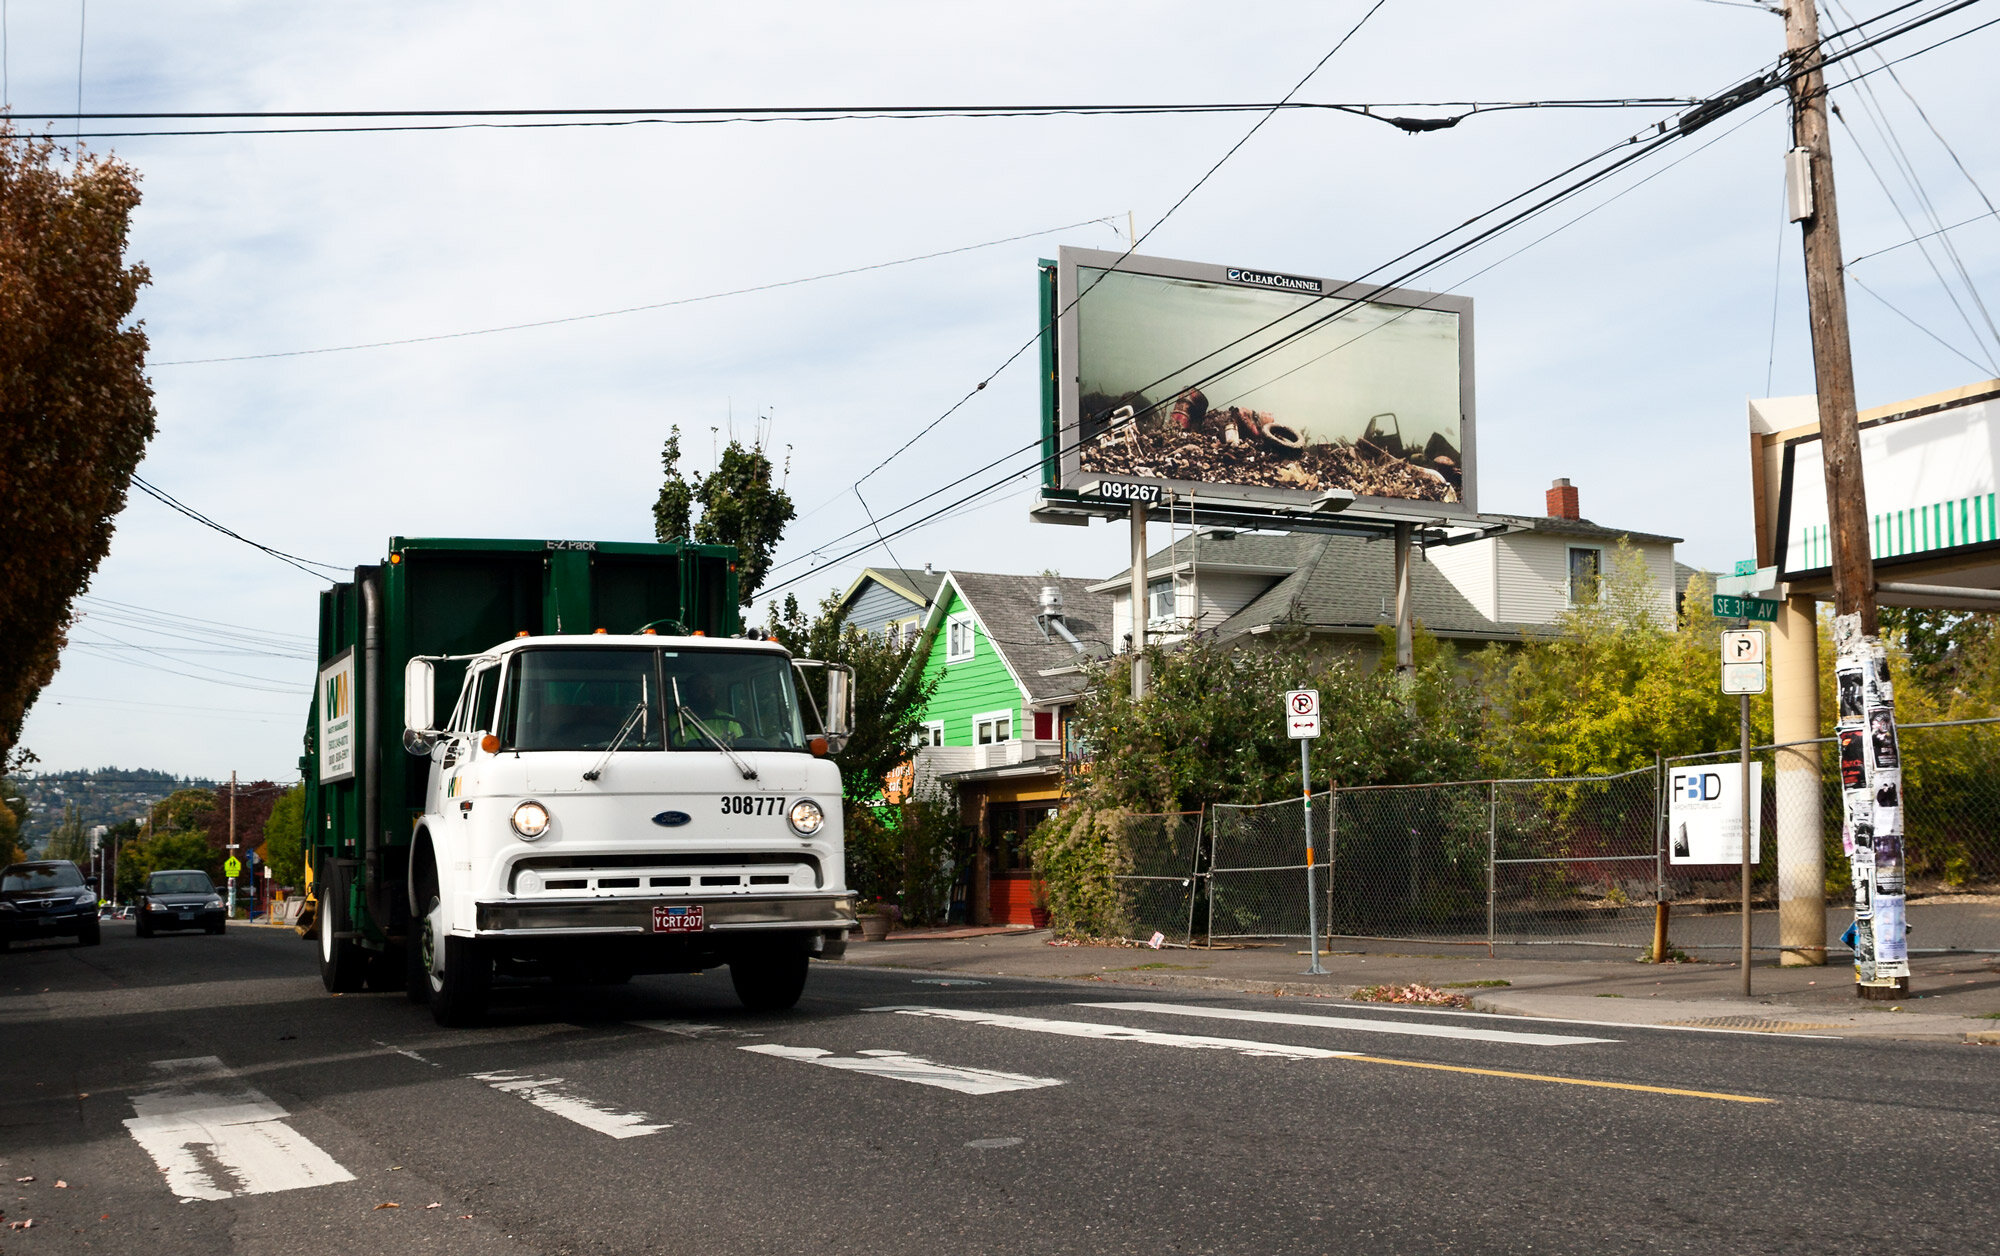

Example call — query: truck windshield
[502,648,805,753]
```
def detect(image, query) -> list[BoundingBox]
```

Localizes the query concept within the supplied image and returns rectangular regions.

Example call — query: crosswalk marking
[123,1057,355,1203]
[1078,1002,1618,1047]
[469,1071,669,1139]
[867,1005,1362,1061]
[740,1045,1064,1094]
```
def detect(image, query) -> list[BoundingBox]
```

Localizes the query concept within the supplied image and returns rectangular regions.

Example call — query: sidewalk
[836,928,2000,1043]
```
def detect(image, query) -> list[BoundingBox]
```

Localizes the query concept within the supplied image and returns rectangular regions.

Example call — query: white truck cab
[399,632,857,1025]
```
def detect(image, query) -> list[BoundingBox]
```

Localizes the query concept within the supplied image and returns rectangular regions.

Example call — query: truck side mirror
[825,665,855,746]
[403,657,437,754]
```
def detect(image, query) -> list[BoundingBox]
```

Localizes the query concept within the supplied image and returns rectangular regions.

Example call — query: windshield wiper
[583,698,648,782]
[670,677,758,781]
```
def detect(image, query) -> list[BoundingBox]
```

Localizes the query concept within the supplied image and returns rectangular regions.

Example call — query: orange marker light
[593,628,608,635]
[388,553,402,565]
[808,736,829,757]
[642,628,658,635]
[480,734,500,754]
[516,631,530,638]
[692,630,706,637]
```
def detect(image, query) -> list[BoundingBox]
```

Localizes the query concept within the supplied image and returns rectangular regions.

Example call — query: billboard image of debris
[1055,250,1473,512]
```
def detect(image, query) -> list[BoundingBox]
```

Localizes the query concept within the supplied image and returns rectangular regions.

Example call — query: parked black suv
[137,869,226,937]
[0,861,101,950]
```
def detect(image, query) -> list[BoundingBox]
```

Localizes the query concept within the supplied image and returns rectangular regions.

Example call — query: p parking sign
[1285,689,1320,739]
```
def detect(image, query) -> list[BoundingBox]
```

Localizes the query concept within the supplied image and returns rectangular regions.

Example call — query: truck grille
[508,854,820,897]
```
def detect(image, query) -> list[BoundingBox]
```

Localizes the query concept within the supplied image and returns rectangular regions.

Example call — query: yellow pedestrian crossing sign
[224,856,243,878]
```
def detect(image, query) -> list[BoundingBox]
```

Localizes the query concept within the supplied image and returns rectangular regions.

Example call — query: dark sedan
[0,861,101,950]
[137,869,227,937]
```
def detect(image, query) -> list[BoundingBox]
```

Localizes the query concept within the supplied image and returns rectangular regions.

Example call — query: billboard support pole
[1129,502,1149,700]
[1785,0,1905,998]
[1392,522,1415,690]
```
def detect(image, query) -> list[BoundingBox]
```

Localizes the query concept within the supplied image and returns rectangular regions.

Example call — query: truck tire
[423,896,491,1027]
[729,935,809,1012]
[318,890,367,993]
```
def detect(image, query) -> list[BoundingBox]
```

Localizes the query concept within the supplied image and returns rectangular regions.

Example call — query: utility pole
[1392,522,1415,686]
[1129,502,1149,700]
[227,770,238,919]
[1785,0,1907,998]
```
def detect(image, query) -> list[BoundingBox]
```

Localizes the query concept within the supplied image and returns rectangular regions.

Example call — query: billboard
[1778,390,2000,578]
[1047,247,1475,516]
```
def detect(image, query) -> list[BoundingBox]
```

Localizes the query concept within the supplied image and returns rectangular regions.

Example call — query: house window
[946,613,975,662]
[1033,710,1054,741]
[913,720,943,748]
[975,712,1012,744]
[1568,547,1602,605]
[1147,577,1178,625]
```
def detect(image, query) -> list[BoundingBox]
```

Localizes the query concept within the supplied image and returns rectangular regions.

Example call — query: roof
[937,754,1065,785]
[1203,532,1542,642]
[932,571,1117,705]
[1481,513,1683,546]
[838,566,947,612]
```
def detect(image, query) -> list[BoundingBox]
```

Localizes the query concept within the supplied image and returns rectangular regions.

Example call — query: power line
[1850,272,1999,375]
[1848,207,2000,265]
[77,594,316,647]
[155,215,1124,366]
[844,1,1393,496]
[128,475,347,577]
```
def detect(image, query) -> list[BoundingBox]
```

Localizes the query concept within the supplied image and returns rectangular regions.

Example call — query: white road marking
[630,1020,763,1039]
[374,1040,441,1067]
[469,1072,669,1139]
[740,1044,1064,1095]
[867,1005,1362,1061]
[1281,1001,1847,1040]
[1079,1002,1618,1046]
[123,1056,355,1203]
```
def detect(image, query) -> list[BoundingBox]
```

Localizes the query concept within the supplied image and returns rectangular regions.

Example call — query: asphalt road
[3,923,1997,1255]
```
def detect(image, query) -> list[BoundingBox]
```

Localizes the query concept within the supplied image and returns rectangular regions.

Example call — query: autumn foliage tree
[0,127,156,768]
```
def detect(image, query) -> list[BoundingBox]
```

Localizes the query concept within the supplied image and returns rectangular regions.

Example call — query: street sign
[1713,593,1780,621]
[1733,559,1759,576]
[1721,628,1767,695]
[1284,688,1321,739]
[1721,629,1766,665]
[224,856,243,878]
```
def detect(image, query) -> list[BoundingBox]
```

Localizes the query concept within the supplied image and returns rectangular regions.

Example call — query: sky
[7,0,1999,781]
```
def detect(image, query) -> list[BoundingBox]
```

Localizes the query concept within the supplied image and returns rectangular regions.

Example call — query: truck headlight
[510,800,552,840]
[787,799,824,836]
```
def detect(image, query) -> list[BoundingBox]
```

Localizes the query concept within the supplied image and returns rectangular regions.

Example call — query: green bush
[1026,806,1136,937]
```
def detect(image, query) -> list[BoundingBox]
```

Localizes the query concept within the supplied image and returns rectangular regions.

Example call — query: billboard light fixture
[1312,489,1356,513]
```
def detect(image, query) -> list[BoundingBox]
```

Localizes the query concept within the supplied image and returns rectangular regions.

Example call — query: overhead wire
[155,214,1127,365]
[128,475,347,577]
[767,5,1994,593]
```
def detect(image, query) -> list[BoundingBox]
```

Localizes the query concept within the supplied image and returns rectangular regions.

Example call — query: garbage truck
[298,537,858,1026]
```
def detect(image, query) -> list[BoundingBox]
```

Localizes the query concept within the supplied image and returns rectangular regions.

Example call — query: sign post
[1286,689,1325,975]
[1721,630,1767,995]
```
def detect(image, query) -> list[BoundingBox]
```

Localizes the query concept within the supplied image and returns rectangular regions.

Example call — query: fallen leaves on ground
[8,1218,33,1230]
[53,1180,66,1189]
[1350,983,1469,1007]
[374,1202,400,1210]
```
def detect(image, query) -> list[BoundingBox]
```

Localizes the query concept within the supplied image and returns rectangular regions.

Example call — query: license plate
[178,912,193,920]
[652,905,704,934]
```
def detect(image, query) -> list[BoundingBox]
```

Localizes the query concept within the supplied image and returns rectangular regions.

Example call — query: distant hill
[11,768,220,849]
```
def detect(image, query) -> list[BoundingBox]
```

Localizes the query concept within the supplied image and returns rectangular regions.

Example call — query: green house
[906,571,1113,926]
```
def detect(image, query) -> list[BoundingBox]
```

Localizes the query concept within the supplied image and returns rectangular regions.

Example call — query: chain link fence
[1110,811,1203,945]
[1178,718,2000,954]
[1207,793,1330,941]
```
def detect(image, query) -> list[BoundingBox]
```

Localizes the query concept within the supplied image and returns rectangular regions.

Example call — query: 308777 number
[720,795,782,816]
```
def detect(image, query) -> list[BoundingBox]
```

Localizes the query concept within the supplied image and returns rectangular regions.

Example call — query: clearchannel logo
[1225,267,1323,294]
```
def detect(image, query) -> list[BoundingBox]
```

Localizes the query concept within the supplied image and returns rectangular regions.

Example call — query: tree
[150,788,217,838]
[46,802,88,863]
[1477,548,1762,776]
[0,126,157,767]
[122,829,222,892]
[263,783,305,888]
[0,778,25,865]
[764,591,939,808]
[653,425,796,605]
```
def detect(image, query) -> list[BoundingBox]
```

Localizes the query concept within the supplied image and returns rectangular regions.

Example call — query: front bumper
[474,893,858,937]
[140,907,225,931]
[1,907,94,937]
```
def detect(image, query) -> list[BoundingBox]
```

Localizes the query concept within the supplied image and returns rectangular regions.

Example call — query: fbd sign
[1668,763,1763,865]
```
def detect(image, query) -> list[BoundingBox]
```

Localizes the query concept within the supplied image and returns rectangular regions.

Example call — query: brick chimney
[1545,477,1580,520]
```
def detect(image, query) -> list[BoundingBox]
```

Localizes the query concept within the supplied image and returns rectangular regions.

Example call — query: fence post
[1653,752,1670,964]
[1187,808,1204,948]
[1486,781,1497,957]
[1325,781,1339,948]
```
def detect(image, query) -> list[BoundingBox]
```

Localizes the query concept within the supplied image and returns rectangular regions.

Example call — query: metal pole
[228,769,239,920]
[1486,781,1497,958]
[1653,752,1670,964]
[1393,522,1415,689]
[1129,501,1149,701]
[1740,694,1752,997]
[1302,737,1325,975]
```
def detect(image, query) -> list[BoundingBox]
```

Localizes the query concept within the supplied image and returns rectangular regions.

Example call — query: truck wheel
[729,936,809,1012]
[425,897,491,1027]
[318,892,367,993]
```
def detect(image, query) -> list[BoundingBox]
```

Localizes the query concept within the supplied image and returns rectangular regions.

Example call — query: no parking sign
[1285,689,1320,739]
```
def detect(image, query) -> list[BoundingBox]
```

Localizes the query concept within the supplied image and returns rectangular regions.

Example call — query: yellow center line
[1343,1055,1775,1104]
